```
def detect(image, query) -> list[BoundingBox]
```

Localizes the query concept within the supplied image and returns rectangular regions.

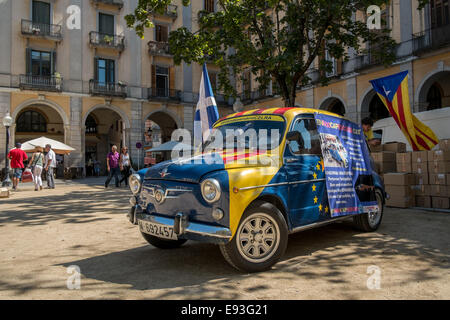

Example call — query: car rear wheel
[219,201,288,272]
[353,189,384,232]
[141,232,187,249]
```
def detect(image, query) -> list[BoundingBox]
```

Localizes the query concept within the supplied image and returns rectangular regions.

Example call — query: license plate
[138,220,178,240]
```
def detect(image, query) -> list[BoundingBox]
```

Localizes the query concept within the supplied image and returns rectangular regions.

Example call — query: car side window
[288,118,322,155]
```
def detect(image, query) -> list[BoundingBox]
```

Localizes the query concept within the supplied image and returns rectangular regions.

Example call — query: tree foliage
[126,0,429,107]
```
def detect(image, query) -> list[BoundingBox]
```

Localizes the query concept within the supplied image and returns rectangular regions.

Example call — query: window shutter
[162,25,168,42]
[26,48,31,75]
[169,66,175,93]
[94,57,99,81]
[151,64,156,90]
[51,50,56,75]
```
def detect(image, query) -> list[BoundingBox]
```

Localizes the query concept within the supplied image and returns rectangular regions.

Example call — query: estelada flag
[369,71,438,151]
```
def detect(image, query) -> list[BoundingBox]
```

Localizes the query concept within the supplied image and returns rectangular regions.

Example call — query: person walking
[105,145,120,188]
[119,146,131,187]
[28,146,44,191]
[7,142,28,191]
[44,144,56,189]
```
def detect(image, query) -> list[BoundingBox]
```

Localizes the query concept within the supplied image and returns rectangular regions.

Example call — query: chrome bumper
[134,211,232,244]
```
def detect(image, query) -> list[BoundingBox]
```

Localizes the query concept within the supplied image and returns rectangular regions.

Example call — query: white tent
[21,136,75,155]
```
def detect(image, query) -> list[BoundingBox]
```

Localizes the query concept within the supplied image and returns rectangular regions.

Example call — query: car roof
[216,107,349,125]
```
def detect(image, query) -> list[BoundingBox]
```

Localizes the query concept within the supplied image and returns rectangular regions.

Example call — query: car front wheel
[219,201,288,272]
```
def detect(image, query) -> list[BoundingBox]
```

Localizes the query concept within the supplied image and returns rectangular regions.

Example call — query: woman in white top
[119,146,132,187]
[27,146,44,191]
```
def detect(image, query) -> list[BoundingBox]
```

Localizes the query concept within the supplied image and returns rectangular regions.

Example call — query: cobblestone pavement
[0,179,449,299]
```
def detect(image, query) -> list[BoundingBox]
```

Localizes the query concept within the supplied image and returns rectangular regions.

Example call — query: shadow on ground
[59,212,449,298]
[0,188,130,227]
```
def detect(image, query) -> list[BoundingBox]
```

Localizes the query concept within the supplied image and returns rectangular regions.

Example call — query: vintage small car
[127,107,386,272]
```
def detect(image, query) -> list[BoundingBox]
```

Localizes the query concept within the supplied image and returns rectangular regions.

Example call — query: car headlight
[200,178,221,203]
[129,174,142,195]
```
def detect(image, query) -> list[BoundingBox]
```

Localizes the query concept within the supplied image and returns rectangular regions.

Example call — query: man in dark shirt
[7,143,28,190]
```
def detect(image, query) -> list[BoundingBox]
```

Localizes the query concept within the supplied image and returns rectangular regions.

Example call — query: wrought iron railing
[89,31,125,51]
[150,4,178,18]
[21,19,62,40]
[148,41,171,56]
[19,74,63,92]
[89,80,127,97]
[92,0,124,9]
[148,88,181,100]
[413,24,450,54]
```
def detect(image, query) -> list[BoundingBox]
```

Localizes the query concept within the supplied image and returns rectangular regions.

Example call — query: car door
[284,116,329,228]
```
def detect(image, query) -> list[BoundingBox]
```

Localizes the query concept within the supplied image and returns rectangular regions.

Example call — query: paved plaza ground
[0,179,449,299]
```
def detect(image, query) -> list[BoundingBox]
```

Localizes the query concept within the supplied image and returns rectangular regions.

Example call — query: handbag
[22,168,33,183]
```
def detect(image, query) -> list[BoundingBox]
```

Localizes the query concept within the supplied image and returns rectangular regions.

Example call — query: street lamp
[2,113,13,187]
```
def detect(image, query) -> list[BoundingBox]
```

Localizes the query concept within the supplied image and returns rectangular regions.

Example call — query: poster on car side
[314,113,379,217]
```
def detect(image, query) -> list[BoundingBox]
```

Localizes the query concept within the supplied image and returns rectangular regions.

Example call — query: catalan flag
[370,71,438,151]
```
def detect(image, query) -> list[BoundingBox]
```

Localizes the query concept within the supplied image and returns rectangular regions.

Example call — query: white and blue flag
[194,63,219,149]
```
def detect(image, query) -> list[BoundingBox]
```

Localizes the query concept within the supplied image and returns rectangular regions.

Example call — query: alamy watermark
[366,265,381,290]
[66,265,81,290]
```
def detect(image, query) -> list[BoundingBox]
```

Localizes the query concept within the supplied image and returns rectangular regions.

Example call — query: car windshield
[203,114,286,150]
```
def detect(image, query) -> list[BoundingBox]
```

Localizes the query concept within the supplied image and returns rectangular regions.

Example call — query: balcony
[21,19,62,41]
[89,32,125,52]
[91,0,124,9]
[19,74,63,92]
[240,88,275,104]
[413,24,450,55]
[150,4,178,19]
[89,80,127,98]
[148,88,181,101]
[148,41,171,57]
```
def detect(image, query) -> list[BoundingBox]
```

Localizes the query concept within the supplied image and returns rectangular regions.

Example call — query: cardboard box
[396,161,411,173]
[431,196,450,209]
[383,142,406,153]
[412,162,428,174]
[386,196,414,208]
[412,151,428,163]
[383,173,415,186]
[385,185,415,197]
[415,196,431,208]
[428,161,450,173]
[428,150,450,162]
[429,184,449,197]
[396,152,411,163]
[370,144,383,152]
[372,151,396,162]
[429,173,447,185]
[438,138,450,151]
[377,161,396,173]
[414,173,429,185]
[412,184,431,196]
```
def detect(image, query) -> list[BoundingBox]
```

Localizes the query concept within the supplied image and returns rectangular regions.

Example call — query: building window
[369,94,390,121]
[427,83,442,110]
[155,24,168,42]
[208,71,217,93]
[30,50,52,76]
[95,58,115,84]
[156,66,169,96]
[99,13,114,35]
[32,0,50,24]
[431,0,450,28]
[85,115,97,134]
[17,110,47,133]
[242,70,251,100]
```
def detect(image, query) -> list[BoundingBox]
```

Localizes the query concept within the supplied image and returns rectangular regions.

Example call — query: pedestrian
[119,146,131,187]
[93,159,100,177]
[44,144,56,189]
[105,145,120,188]
[7,142,28,191]
[361,117,381,147]
[27,146,44,191]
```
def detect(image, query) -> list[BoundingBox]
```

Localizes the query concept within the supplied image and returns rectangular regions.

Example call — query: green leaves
[126,0,429,106]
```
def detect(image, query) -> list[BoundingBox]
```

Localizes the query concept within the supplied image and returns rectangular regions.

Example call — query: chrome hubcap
[237,213,280,263]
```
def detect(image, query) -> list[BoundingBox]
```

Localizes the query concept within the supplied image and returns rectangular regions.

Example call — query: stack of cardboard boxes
[376,139,450,210]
